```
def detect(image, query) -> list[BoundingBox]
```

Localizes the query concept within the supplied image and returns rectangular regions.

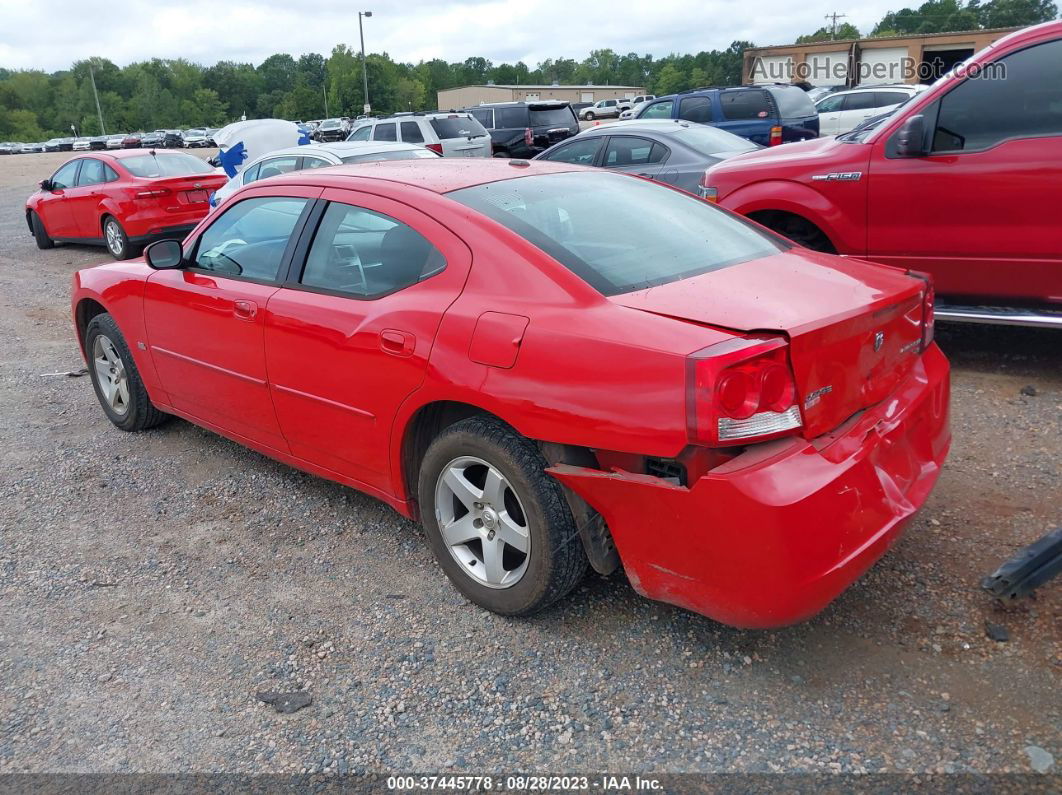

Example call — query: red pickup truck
[703,21,1062,328]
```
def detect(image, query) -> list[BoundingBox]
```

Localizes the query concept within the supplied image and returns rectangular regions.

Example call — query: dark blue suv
[634,85,818,146]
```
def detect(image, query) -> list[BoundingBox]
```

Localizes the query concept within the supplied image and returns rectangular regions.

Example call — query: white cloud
[0,0,903,72]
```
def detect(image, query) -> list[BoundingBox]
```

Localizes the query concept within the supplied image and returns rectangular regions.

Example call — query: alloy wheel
[105,220,124,256]
[92,334,130,417]
[434,455,531,589]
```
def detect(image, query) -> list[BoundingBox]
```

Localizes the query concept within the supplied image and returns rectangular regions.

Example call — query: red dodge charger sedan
[27,149,227,260]
[70,159,950,628]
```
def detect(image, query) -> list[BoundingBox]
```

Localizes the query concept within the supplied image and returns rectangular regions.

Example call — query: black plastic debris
[984,621,1010,642]
[981,527,1062,601]
[257,690,312,714]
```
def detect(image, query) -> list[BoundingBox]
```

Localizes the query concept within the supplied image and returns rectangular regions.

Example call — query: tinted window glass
[495,107,527,128]
[400,121,425,143]
[373,123,398,142]
[529,106,577,127]
[77,158,108,186]
[469,108,493,127]
[720,90,772,120]
[875,91,909,106]
[348,125,372,141]
[843,92,877,111]
[193,197,308,281]
[301,202,445,298]
[449,172,783,296]
[678,96,712,123]
[603,136,666,166]
[303,156,332,169]
[51,160,80,189]
[122,153,214,177]
[769,86,816,118]
[539,137,602,165]
[816,95,844,113]
[640,100,673,119]
[430,115,488,139]
[931,40,1062,152]
[340,149,439,163]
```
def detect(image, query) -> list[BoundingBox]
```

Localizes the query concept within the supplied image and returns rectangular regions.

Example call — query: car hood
[707,135,860,176]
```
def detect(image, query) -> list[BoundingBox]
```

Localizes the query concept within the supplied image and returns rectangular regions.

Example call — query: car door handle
[233,300,257,320]
[380,329,415,357]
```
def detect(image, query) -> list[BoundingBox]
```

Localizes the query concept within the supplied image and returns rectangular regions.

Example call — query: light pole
[358,11,372,115]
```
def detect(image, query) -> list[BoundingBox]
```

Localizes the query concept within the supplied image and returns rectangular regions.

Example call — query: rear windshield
[121,153,215,177]
[430,115,488,139]
[768,87,817,118]
[719,90,773,121]
[528,106,577,127]
[340,149,439,163]
[448,171,784,296]
[674,125,759,154]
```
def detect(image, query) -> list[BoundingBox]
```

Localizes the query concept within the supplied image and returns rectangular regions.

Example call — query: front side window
[720,90,772,121]
[51,160,80,189]
[373,123,397,142]
[678,96,712,124]
[251,156,300,182]
[449,172,784,296]
[816,94,844,113]
[300,202,445,298]
[539,137,602,165]
[930,39,1062,153]
[348,125,372,141]
[400,121,425,143]
[640,100,674,119]
[603,136,666,167]
[192,196,309,281]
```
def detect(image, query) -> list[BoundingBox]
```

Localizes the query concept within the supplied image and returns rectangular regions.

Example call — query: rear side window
[930,39,1062,152]
[875,91,909,106]
[400,121,424,143]
[373,123,397,142]
[494,107,527,128]
[720,90,772,121]
[603,136,667,166]
[193,197,309,281]
[767,87,816,118]
[300,202,446,298]
[529,106,577,127]
[430,115,488,139]
[469,108,493,127]
[678,96,712,124]
[77,159,109,186]
[842,92,877,111]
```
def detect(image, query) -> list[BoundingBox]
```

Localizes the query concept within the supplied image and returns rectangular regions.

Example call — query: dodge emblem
[873,331,885,352]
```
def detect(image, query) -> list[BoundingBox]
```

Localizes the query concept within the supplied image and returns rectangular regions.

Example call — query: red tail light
[524,127,534,147]
[686,338,803,447]
[906,270,935,352]
[425,143,443,154]
[769,125,783,146]
[135,188,171,199]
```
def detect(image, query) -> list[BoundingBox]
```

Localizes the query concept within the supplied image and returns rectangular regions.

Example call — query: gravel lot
[0,151,1058,777]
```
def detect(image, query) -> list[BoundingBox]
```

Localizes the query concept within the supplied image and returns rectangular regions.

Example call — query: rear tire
[492,150,510,159]
[103,216,140,260]
[85,313,169,432]
[584,111,595,121]
[418,416,587,616]
[30,211,54,249]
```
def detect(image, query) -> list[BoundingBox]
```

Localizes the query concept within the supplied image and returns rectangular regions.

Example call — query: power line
[825,11,848,39]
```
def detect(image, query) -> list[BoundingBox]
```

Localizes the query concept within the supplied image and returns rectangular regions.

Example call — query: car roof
[248,141,423,162]
[575,119,701,137]
[264,158,584,194]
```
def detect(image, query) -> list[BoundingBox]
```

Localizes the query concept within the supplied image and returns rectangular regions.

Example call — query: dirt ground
[0,151,1058,777]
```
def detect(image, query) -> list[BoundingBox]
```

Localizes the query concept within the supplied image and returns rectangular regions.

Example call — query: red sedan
[26,150,227,260]
[70,160,950,628]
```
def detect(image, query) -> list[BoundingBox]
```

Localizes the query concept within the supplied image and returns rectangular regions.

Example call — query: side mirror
[144,239,184,270]
[40,179,54,192]
[895,114,926,157]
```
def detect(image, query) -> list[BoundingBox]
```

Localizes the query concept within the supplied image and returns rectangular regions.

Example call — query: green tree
[797,22,862,42]
[653,63,688,95]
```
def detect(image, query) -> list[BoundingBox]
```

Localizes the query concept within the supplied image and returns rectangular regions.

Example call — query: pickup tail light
[769,125,783,146]
[135,188,171,199]
[524,127,534,147]
[686,338,803,447]
[698,172,718,202]
[906,270,936,352]
[425,143,443,155]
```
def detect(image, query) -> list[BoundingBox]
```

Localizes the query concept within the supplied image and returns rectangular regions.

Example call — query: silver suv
[579,99,630,121]
[347,112,491,157]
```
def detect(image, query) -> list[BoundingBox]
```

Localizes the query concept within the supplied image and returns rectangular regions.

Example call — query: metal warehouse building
[437,84,645,109]
[743,26,1020,87]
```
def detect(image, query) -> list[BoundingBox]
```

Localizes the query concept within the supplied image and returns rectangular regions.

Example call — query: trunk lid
[135,174,228,211]
[611,249,926,438]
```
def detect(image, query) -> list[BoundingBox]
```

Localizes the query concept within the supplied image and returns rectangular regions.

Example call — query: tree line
[1,0,1056,141]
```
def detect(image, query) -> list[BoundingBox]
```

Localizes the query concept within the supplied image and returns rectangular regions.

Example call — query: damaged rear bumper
[549,344,951,629]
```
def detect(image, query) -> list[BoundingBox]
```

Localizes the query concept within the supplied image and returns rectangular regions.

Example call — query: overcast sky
[0,0,902,72]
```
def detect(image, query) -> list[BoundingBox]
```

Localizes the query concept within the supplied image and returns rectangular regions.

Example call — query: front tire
[30,211,54,249]
[584,111,595,121]
[418,416,587,616]
[103,216,140,260]
[85,313,169,432]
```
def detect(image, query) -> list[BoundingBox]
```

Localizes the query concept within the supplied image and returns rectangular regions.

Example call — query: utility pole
[88,63,106,135]
[358,11,373,115]
[825,11,847,40]
[323,83,330,117]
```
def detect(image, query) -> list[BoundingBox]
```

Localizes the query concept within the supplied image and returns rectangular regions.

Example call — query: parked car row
[3,129,221,155]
